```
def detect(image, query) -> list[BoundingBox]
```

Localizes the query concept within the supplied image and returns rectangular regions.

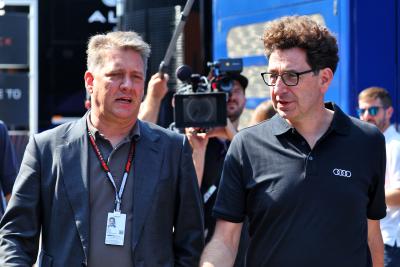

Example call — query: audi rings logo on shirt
[332,168,352,178]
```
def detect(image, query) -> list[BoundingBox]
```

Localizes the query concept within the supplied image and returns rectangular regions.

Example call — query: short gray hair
[86,31,151,73]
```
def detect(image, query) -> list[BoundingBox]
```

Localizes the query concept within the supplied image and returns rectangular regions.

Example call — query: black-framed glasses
[356,106,384,117]
[260,69,315,86]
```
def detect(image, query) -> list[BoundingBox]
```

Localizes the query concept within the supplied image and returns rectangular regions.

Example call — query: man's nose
[120,75,134,90]
[273,76,288,93]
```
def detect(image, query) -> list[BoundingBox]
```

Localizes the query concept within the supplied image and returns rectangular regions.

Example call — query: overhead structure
[1,0,38,133]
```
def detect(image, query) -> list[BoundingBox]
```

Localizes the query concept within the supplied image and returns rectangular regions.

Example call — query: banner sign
[0,13,29,68]
[0,73,29,128]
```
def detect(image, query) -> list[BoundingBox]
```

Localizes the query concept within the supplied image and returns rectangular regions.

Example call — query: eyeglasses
[260,69,315,86]
[356,106,384,117]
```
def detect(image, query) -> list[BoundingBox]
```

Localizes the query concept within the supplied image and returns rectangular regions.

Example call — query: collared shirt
[381,124,400,247]
[86,113,140,267]
[213,103,386,267]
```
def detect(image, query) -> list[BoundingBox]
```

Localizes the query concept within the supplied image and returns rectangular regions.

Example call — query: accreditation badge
[105,211,126,246]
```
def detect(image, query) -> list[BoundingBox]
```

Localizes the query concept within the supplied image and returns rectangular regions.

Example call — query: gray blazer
[0,115,204,267]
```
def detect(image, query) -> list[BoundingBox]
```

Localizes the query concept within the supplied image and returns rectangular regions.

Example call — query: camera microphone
[176,65,193,83]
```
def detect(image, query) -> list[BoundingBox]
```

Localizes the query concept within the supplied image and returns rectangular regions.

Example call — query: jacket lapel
[132,121,161,251]
[57,116,90,260]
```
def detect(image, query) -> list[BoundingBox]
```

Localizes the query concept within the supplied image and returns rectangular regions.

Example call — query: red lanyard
[87,130,136,212]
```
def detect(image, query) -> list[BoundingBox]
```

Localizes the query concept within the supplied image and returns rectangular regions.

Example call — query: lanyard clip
[115,198,121,212]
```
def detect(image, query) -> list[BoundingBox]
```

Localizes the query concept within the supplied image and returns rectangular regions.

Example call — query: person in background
[200,15,386,267]
[0,31,204,267]
[358,86,400,267]
[137,65,250,266]
[185,73,248,267]
[0,120,17,214]
[250,99,276,125]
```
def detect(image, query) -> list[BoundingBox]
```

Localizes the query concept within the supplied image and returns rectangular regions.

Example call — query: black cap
[228,73,248,90]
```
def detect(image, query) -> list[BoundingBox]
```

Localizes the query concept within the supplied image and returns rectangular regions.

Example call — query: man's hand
[206,119,237,141]
[138,73,169,123]
[200,220,243,267]
[186,128,209,151]
[185,128,209,186]
[146,72,169,100]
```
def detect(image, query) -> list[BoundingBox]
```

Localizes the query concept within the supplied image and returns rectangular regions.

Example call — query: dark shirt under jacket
[213,103,386,267]
[87,116,140,267]
[201,137,229,242]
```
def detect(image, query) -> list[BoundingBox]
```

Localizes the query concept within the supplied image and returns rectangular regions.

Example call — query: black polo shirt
[213,103,386,267]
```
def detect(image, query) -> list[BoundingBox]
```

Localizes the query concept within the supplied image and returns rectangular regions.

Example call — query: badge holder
[105,211,126,246]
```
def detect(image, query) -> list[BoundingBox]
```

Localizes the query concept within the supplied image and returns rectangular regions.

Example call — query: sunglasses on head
[356,106,384,117]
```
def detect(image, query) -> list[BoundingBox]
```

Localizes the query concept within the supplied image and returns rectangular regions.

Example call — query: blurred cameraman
[138,69,249,265]
[186,73,246,184]
[185,73,248,266]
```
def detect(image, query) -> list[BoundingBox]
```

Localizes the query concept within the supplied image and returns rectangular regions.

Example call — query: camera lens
[184,97,216,123]
[217,77,233,92]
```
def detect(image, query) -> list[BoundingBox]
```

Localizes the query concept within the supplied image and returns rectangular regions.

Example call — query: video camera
[174,58,243,129]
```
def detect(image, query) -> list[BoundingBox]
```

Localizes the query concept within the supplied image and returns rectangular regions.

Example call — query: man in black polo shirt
[200,15,386,267]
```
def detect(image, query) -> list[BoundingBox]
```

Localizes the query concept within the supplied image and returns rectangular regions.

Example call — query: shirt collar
[383,124,399,141]
[270,102,351,136]
[326,102,351,136]
[270,113,292,136]
[86,111,141,142]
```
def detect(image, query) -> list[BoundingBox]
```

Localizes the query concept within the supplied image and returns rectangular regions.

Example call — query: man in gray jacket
[0,31,204,267]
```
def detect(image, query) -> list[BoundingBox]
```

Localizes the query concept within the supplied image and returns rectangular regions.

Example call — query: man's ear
[84,71,94,93]
[319,67,333,94]
[386,106,394,120]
